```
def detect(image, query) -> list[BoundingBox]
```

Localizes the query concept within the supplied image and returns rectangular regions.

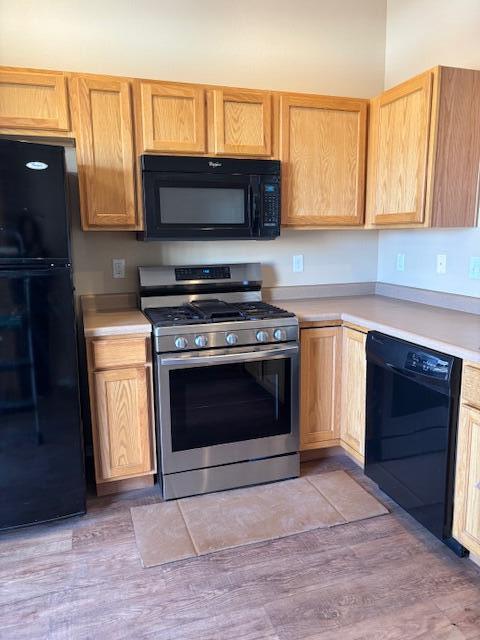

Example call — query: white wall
[385,0,480,88]
[377,229,480,298]
[0,0,386,97]
[377,0,480,298]
[72,224,379,295]
[0,0,385,295]
[3,0,478,298]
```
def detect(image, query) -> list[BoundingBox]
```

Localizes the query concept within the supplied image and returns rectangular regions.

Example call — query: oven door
[156,343,299,474]
[142,172,259,240]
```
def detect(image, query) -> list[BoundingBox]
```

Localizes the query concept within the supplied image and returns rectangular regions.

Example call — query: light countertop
[83,309,151,338]
[82,294,480,363]
[276,295,480,363]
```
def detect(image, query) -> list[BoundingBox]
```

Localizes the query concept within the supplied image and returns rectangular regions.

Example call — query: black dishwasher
[365,331,466,556]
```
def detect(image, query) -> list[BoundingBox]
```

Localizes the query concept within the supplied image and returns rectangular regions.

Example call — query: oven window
[159,187,245,224]
[170,359,291,451]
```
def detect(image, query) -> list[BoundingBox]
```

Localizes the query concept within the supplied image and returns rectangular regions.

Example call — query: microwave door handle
[160,344,298,368]
[247,183,254,228]
[250,180,260,231]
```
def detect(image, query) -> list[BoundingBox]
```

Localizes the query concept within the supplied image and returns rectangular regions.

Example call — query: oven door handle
[160,344,298,368]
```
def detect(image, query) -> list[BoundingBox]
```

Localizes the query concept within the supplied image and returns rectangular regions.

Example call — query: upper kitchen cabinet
[0,68,70,133]
[209,88,273,157]
[366,66,480,228]
[70,75,139,229]
[135,80,206,154]
[280,94,367,227]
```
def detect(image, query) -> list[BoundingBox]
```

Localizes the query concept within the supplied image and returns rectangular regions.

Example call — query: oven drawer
[92,337,147,370]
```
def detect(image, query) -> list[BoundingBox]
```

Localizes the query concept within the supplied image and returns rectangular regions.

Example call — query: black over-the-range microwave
[138,155,281,241]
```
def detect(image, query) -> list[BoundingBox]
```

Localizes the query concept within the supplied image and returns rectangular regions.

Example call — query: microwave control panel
[262,181,280,227]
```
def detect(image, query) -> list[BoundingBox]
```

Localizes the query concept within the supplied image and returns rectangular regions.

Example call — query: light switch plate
[292,254,304,273]
[436,254,447,274]
[396,253,405,272]
[469,257,480,280]
[112,258,126,279]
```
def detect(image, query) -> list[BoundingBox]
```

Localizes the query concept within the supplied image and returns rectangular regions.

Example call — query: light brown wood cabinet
[210,88,272,157]
[135,80,206,154]
[366,66,480,228]
[340,328,367,463]
[0,68,70,133]
[3,63,478,232]
[280,94,367,226]
[453,363,480,555]
[70,75,139,229]
[300,325,367,463]
[300,327,341,449]
[86,335,156,492]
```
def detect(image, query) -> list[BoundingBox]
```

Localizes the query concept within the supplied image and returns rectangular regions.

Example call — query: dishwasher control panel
[405,351,450,379]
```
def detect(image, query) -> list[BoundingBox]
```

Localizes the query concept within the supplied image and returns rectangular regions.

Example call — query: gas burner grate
[143,306,206,327]
[233,301,295,320]
[143,300,294,328]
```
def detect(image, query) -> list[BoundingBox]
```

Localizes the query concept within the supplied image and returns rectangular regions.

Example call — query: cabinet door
[340,328,367,462]
[212,88,272,156]
[280,94,367,226]
[137,81,206,153]
[94,366,153,481]
[70,76,138,229]
[453,405,480,555]
[300,327,341,449]
[366,71,433,226]
[0,68,70,131]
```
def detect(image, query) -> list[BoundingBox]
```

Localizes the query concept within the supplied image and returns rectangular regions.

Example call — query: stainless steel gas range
[139,263,300,500]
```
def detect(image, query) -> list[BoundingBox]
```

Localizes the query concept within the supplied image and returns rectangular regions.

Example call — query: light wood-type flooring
[1,454,479,639]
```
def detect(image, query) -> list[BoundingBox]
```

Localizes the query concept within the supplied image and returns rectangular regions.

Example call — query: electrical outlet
[112,258,126,279]
[436,254,447,274]
[469,257,480,280]
[292,254,304,273]
[396,253,405,272]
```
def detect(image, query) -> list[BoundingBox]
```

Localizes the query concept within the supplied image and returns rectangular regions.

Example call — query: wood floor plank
[0,454,478,640]
[0,552,74,606]
[141,607,280,640]
[264,557,480,640]
[434,587,480,639]
[301,600,464,640]
[0,526,72,561]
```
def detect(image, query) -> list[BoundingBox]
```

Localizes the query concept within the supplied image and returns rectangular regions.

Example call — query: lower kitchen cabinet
[340,328,367,463]
[300,327,341,449]
[300,325,367,463]
[453,363,480,555]
[86,335,156,493]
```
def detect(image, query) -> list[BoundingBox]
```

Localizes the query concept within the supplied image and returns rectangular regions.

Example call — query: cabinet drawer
[462,364,480,409]
[92,337,147,370]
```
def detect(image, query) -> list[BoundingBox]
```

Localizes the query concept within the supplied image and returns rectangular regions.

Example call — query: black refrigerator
[0,138,86,530]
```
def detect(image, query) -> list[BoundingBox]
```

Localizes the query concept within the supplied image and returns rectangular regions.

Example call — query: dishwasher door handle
[382,361,451,394]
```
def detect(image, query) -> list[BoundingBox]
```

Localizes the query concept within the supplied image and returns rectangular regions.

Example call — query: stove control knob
[195,334,208,348]
[174,336,188,350]
[273,328,287,341]
[256,330,269,343]
[225,332,238,345]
